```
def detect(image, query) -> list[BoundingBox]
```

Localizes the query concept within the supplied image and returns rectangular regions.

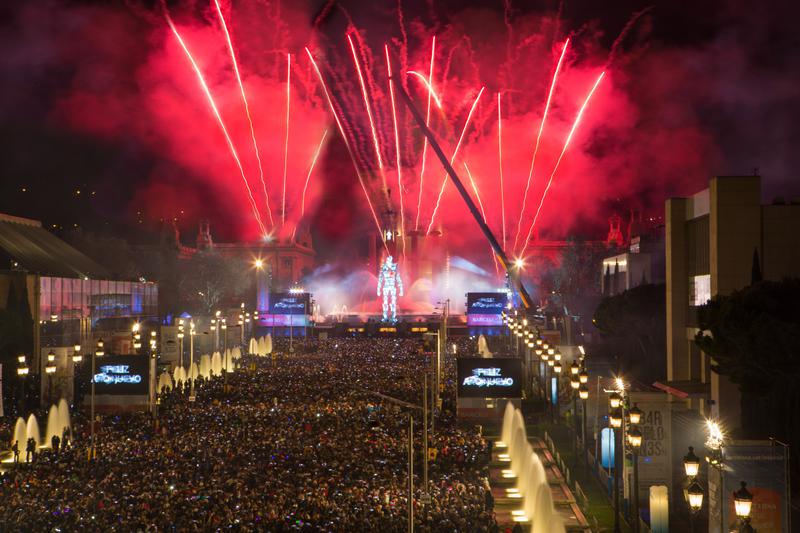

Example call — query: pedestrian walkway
[487,434,591,531]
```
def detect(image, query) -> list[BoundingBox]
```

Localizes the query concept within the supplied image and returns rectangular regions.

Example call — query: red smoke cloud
[22,1,732,263]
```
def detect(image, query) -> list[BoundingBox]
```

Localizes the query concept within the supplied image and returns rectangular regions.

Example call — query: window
[690,274,711,306]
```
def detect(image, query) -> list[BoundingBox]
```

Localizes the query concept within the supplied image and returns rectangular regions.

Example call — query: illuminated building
[0,212,158,404]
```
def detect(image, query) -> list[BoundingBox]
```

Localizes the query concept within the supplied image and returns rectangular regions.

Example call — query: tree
[178,251,250,314]
[547,238,609,327]
[695,279,800,442]
[592,283,666,384]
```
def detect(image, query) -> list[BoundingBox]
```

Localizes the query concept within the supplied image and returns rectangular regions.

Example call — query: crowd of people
[0,337,499,531]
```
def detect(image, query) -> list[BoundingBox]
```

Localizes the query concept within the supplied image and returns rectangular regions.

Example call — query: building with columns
[665,175,800,431]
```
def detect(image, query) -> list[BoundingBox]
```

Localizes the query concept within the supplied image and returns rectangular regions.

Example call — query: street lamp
[72,344,82,363]
[90,338,104,460]
[684,446,701,479]
[733,481,753,524]
[17,355,29,376]
[687,481,704,510]
[579,383,589,465]
[628,425,643,533]
[132,322,142,352]
[609,391,622,409]
[687,480,704,533]
[609,409,623,428]
[189,321,196,401]
[579,368,589,385]
[628,404,643,425]
[45,350,56,402]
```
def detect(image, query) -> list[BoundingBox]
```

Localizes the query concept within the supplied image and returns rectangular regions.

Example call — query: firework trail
[415,35,435,231]
[165,11,266,236]
[406,71,443,108]
[293,128,328,241]
[497,91,506,252]
[213,0,273,228]
[301,128,328,219]
[512,38,569,254]
[385,45,406,258]
[426,86,485,235]
[521,71,605,251]
[463,162,488,223]
[305,47,387,252]
[347,33,389,198]
[282,53,290,228]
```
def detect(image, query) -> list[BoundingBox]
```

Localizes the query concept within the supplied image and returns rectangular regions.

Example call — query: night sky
[1,0,798,258]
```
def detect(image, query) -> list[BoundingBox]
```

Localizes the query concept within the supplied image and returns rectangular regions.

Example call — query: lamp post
[687,480,704,533]
[17,355,29,414]
[189,321,196,401]
[608,377,627,533]
[553,356,562,421]
[45,349,57,403]
[91,338,104,460]
[627,425,643,533]
[570,360,580,456]
[683,445,706,533]
[579,383,589,465]
[177,320,185,370]
[733,481,754,533]
[132,322,142,354]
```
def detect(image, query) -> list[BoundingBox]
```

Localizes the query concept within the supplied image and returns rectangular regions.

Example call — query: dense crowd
[0,337,498,532]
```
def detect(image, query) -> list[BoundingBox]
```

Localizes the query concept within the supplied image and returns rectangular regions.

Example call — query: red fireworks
[161,2,608,268]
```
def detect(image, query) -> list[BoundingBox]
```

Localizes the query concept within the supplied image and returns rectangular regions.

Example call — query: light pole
[72,344,82,408]
[91,338,104,460]
[17,355,29,415]
[177,319,185,370]
[189,321,196,401]
[132,322,142,354]
[609,400,623,533]
[627,423,643,533]
[684,446,703,533]
[569,361,580,456]
[553,356,563,421]
[45,349,57,403]
[579,382,589,465]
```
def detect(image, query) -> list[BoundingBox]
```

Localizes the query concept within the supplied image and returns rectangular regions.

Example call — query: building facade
[665,175,800,430]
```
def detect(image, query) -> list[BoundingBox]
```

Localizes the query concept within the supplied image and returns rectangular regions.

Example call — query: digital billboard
[466,292,507,326]
[457,357,522,398]
[269,292,309,315]
[92,355,150,396]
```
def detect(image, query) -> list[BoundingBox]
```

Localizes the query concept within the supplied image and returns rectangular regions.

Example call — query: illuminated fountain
[44,400,72,447]
[26,414,41,448]
[266,336,273,354]
[224,349,234,373]
[173,365,187,385]
[158,372,174,392]
[499,401,565,530]
[232,346,242,360]
[199,354,212,379]
[188,362,199,381]
[211,351,223,376]
[478,334,492,357]
[248,337,258,355]
[12,418,26,449]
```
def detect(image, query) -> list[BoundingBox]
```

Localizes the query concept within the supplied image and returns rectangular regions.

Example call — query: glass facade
[38,276,158,346]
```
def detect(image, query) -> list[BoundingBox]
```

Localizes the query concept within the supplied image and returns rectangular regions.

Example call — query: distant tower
[627,208,643,244]
[197,219,213,250]
[607,215,624,248]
